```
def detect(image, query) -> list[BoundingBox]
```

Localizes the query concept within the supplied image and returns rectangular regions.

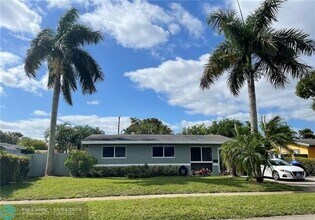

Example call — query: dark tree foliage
[296,71,315,110]
[0,131,23,144]
[123,118,173,135]
[298,128,315,139]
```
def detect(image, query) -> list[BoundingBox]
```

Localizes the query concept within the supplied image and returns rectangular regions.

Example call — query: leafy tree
[200,0,315,132]
[123,118,173,134]
[45,123,105,152]
[181,124,210,135]
[45,123,75,153]
[208,119,247,137]
[0,131,23,144]
[298,128,315,139]
[25,9,104,175]
[72,125,105,149]
[19,137,47,150]
[181,118,249,137]
[296,70,315,110]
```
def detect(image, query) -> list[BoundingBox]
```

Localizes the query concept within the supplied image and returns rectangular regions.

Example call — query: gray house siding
[86,144,221,175]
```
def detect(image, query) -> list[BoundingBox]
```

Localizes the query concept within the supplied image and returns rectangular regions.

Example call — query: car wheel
[272,171,280,180]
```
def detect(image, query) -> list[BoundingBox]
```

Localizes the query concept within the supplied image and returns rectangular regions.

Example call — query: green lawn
[1,176,299,201]
[10,193,315,219]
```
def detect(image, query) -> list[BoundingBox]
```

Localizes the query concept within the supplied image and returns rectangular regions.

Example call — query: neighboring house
[287,139,315,158]
[82,134,230,175]
[0,142,26,155]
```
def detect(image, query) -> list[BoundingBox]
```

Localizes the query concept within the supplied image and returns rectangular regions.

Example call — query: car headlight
[280,169,290,173]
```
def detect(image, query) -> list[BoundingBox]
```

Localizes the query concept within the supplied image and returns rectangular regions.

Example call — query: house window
[293,149,300,154]
[103,147,126,158]
[152,146,174,158]
[191,147,212,161]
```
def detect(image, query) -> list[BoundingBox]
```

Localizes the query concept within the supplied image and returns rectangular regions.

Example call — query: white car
[262,159,306,180]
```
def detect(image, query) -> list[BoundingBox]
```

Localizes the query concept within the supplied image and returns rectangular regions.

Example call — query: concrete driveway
[265,176,315,192]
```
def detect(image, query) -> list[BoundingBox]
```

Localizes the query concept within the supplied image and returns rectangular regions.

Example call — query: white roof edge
[294,142,310,147]
[82,141,225,145]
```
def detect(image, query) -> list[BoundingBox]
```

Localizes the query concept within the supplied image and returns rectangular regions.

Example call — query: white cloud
[0,0,41,35]
[32,110,49,117]
[87,100,100,105]
[125,54,315,124]
[0,115,131,139]
[227,0,315,39]
[46,0,89,9]
[0,86,5,95]
[0,51,48,95]
[80,1,203,49]
[169,3,204,38]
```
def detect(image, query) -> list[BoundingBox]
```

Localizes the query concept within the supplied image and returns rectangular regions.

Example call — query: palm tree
[24,9,104,175]
[200,0,315,132]
[259,115,295,175]
[222,127,266,182]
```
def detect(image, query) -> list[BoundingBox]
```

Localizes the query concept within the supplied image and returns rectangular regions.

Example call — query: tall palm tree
[24,9,104,175]
[200,0,315,132]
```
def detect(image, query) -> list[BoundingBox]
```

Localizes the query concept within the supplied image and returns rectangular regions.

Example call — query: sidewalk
[0,191,300,205]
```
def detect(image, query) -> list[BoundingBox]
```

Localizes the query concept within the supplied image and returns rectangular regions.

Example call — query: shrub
[89,165,180,178]
[0,152,30,185]
[285,157,315,176]
[64,151,97,177]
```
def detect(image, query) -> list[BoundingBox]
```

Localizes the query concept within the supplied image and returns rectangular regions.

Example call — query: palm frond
[63,24,103,47]
[24,29,54,77]
[57,8,79,36]
[247,0,285,32]
[200,41,237,89]
[227,57,247,96]
[273,28,315,56]
[72,48,104,94]
[61,77,73,105]
[208,10,245,43]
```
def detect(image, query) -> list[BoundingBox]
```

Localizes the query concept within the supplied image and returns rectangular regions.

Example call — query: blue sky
[0,0,314,139]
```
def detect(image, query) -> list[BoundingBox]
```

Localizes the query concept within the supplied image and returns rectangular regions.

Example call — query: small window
[202,147,212,161]
[293,149,300,154]
[115,147,126,157]
[103,147,126,158]
[103,147,114,157]
[164,146,174,157]
[191,147,201,161]
[153,147,163,157]
[152,146,175,158]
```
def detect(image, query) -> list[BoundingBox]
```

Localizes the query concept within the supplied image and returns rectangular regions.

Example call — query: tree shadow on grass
[0,177,41,201]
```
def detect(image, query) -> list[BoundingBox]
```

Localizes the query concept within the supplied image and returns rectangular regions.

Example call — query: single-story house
[0,142,26,155]
[82,134,230,175]
[286,139,315,158]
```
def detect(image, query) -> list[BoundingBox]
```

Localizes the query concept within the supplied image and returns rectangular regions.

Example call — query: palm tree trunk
[45,75,61,175]
[247,74,258,132]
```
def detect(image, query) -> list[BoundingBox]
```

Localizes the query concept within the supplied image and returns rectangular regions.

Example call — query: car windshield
[268,159,290,166]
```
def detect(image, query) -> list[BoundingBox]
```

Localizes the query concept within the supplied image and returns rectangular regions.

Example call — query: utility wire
[237,0,245,22]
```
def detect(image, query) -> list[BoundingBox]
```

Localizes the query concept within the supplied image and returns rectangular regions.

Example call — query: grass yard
[0,176,299,201]
[10,193,315,219]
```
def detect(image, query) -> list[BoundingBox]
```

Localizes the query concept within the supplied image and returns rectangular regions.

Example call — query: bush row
[285,156,315,176]
[89,165,181,178]
[0,152,30,185]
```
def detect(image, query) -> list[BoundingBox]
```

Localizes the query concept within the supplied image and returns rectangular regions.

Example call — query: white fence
[26,153,69,177]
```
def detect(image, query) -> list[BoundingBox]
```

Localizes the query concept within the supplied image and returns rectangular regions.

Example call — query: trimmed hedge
[285,157,315,176]
[89,165,180,178]
[0,152,30,185]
